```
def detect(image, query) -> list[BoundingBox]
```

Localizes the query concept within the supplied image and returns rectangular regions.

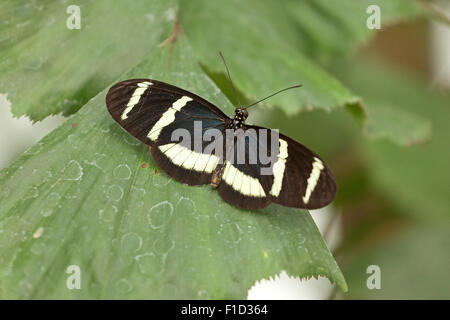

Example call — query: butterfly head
[232,108,248,129]
[234,108,248,121]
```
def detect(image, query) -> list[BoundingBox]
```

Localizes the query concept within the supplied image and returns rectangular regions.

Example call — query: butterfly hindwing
[275,134,336,209]
[216,128,274,210]
[215,125,336,210]
[150,145,214,186]
[243,126,336,209]
[216,165,272,210]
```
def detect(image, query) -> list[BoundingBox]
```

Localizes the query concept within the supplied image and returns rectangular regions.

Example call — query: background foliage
[0,0,449,299]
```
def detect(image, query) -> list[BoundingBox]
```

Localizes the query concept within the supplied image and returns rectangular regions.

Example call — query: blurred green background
[0,0,449,299]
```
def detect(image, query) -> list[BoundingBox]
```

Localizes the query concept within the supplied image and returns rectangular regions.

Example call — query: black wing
[268,129,336,209]
[217,125,336,210]
[106,79,229,185]
[217,127,274,210]
[106,79,336,210]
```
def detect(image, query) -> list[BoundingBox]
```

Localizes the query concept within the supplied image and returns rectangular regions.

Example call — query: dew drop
[106,185,124,202]
[135,252,163,275]
[147,201,173,229]
[98,205,118,222]
[176,197,196,215]
[120,232,143,252]
[62,160,83,181]
[153,239,175,255]
[47,192,61,206]
[40,208,54,217]
[115,278,133,293]
[113,164,131,180]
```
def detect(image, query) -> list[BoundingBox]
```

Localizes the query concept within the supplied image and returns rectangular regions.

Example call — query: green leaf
[251,57,433,149]
[343,223,450,299]
[0,34,346,299]
[179,0,362,116]
[0,0,176,121]
[2,0,430,147]
[338,59,450,219]
[283,0,427,63]
[364,106,431,146]
[329,58,433,146]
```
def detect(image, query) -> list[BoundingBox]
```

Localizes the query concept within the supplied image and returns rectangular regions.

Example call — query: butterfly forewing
[106,79,228,145]
[106,79,228,185]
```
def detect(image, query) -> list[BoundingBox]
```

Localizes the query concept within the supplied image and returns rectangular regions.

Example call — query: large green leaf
[364,105,431,146]
[342,223,450,299]
[328,57,434,147]
[0,0,176,121]
[0,34,346,299]
[179,0,434,144]
[179,0,362,116]
[283,0,427,64]
[335,59,450,219]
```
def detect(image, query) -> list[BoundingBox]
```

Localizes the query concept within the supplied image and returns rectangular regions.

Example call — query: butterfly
[106,60,336,210]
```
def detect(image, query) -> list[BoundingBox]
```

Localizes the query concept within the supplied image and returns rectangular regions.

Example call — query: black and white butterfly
[106,77,336,210]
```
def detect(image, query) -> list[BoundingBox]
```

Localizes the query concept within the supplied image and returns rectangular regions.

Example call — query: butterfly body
[106,78,336,210]
[230,108,248,129]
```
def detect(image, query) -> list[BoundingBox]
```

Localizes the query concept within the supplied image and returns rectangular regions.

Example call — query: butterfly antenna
[219,51,242,109]
[244,84,303,109]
